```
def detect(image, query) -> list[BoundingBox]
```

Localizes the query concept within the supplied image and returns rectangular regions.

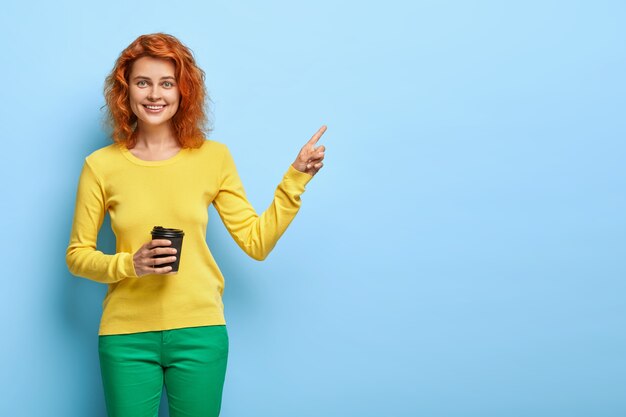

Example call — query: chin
[139,112,175,124]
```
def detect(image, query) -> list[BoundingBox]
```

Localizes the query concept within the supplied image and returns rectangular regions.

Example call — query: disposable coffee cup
[151,226,184,272]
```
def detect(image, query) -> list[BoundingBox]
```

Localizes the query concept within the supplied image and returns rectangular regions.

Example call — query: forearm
[235,181,303,260]
[216,164,312,260]
[66,244,137,283]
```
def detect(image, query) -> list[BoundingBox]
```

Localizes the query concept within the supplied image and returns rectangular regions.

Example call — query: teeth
[145,105,164,110]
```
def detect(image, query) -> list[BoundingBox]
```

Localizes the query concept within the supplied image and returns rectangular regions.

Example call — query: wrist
[292,161,306,173]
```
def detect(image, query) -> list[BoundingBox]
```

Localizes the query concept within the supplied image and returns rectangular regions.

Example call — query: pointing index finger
[307,125,327,146]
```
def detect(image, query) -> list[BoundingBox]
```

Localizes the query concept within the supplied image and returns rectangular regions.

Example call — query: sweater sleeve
[212,146,313,260]
[65,159,138,283]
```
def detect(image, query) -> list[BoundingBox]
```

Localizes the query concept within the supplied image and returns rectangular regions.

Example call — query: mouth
[143,104,167,113]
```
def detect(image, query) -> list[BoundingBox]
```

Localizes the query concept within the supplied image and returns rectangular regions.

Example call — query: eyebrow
[132,75,176,81]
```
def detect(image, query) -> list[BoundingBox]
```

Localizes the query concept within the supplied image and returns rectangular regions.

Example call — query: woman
[66,33,326,417]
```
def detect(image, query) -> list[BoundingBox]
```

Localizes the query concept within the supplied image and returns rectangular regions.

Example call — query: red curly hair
[104,33,209,149]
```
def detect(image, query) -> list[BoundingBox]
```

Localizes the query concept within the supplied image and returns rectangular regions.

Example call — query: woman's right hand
[133,239,178,277]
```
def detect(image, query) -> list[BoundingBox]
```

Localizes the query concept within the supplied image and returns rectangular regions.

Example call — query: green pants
[98,325,229,417]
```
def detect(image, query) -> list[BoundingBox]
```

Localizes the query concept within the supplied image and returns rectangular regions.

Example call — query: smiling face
[128,56,181,131]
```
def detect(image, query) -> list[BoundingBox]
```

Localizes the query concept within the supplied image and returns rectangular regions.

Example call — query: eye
[163,81,174,88]
[137,80,148,87]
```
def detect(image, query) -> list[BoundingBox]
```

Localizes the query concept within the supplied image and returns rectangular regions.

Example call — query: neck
[134,122,179,149]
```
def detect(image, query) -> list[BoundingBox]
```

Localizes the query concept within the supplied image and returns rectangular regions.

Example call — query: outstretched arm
[213,126,327,260]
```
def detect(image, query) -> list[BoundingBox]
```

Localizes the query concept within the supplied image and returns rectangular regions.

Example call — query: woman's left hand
[292,125,327,176]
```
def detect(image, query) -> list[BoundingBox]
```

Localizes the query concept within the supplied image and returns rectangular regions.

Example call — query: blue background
[1,1,625,416]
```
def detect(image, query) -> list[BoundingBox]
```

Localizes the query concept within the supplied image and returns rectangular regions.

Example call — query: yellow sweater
[66,140,312,335]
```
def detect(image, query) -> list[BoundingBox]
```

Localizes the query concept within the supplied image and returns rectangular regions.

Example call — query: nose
[147,86,161,101]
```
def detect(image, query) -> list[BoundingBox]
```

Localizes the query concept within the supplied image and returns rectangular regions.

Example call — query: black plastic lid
[151,226,185,238]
